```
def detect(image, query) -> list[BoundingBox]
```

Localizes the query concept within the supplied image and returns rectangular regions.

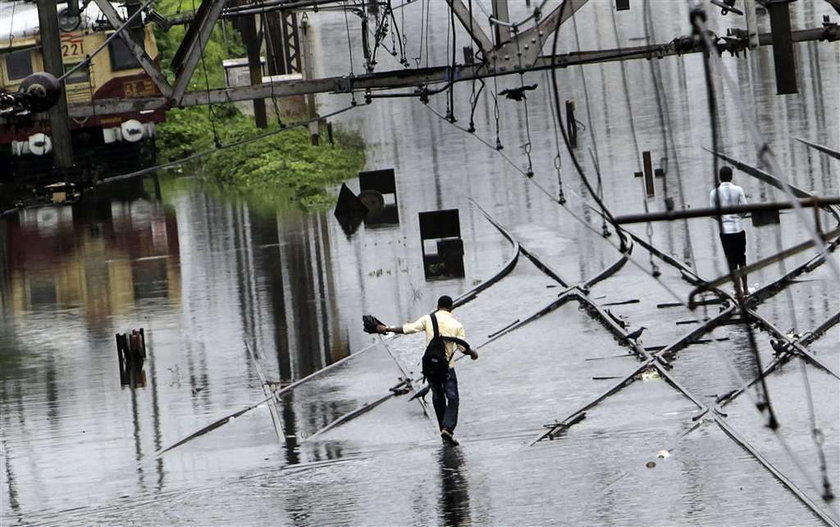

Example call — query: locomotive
[0,1,166,205]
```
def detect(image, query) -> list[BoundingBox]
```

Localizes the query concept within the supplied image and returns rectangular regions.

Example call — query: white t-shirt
[709,182,747,234]
[403,310,466,367]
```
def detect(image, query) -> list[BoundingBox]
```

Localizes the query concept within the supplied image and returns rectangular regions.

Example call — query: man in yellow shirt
[377,295,478,445]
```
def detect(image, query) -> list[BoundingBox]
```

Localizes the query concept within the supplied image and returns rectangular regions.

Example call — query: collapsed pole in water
[158,201,523,455]
[795,137,840,162]
[614,198,840,225]
[304,288,580,440]
[687,226,840,308]
[154,339,384,457]
[718,310,840,408]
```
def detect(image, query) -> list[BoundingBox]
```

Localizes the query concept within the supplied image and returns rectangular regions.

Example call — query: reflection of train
[2,184,180,322]
[0,1,165,196]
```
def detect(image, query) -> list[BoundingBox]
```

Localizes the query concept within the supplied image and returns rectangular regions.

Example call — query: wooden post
[300,14,319,145]
[36,0,74,169]
[642,150,655,197]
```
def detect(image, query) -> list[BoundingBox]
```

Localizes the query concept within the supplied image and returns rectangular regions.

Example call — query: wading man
[377,295,478,446]
[710,165,749,296]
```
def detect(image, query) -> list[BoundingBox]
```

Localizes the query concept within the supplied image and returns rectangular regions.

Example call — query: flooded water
[2,2,840,525]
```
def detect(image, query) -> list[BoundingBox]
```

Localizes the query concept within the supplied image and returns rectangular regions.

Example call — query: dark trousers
[429,368,459,432]
[719,231,747,268]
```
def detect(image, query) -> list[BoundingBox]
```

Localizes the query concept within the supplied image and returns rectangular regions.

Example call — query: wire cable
[548,0,627,251]
[341,1,358,105]
[691,6,840,285]
[420,5,838,512]
[641,0,699,271]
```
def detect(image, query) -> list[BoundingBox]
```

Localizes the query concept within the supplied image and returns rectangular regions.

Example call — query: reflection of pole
[300,14,319,145]
[152,172,162,200]
[743,0,759,49]
[145,323,165,484]
[0,221,7,313]
[36,0,74,169]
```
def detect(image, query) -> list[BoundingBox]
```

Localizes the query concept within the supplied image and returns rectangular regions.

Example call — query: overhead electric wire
[419,5,838,514]
[259,6,285,123]
[102,1,838,512]
[547,0,627,252]
[690,6,779,433]
[640,0,698,269]
[510,26,535,177]
[193,0,221,148]
[690,5,838,504]
[690,8,840,285]
[434,6,837,516]
[6,0,16,50]
[688,10,840,505]
[689,2,837,511]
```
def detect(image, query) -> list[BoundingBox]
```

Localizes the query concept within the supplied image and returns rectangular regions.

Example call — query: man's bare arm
[377,324,404,334]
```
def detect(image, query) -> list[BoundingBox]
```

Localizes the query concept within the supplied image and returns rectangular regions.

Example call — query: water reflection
[438,447,471,527]
[727,326,762,383]
[1,2,838,523]
[2,178,181,324]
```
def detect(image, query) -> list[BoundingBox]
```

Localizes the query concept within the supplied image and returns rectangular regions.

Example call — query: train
[0,1,166,206]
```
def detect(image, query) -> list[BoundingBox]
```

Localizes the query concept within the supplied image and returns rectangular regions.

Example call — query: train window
[64,63,90,84]
[108,38,142,71]
[6,50,33,81]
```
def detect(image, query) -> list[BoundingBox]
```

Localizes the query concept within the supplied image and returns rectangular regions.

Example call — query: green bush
[202,120,366,209]
[152,3,365,210]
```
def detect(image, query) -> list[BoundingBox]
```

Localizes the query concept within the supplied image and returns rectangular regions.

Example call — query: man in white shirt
[710,166,749,296]
[377,295,478,445]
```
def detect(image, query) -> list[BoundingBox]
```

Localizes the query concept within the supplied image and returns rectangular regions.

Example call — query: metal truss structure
[62,0,840,117]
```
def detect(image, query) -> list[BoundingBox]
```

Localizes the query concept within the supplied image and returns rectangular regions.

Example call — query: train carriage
[0,0,165,200]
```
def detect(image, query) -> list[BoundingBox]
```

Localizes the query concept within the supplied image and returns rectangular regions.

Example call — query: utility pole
[36,0,74,169]
[491,0,510,45]
[743,0,759,49]
[764,0,798,94]
[300,13,319,145]
[235,13,267,128]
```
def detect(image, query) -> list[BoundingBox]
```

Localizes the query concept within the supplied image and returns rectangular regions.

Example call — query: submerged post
[565,100,578,148]
[642,151,655,197]
[419,209,465,280]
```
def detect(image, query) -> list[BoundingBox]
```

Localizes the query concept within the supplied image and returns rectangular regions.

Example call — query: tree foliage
[151,3,365,210]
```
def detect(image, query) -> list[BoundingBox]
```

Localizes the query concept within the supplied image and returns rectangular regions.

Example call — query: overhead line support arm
[90,0,173,97]
[445,0,494,55]
[65,25,840,117]
[169,0,227,104]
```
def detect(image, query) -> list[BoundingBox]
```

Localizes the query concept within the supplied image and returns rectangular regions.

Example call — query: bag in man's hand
[362,314,385,334]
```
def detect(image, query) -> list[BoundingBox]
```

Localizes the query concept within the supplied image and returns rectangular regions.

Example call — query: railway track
[155,189,840,524]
